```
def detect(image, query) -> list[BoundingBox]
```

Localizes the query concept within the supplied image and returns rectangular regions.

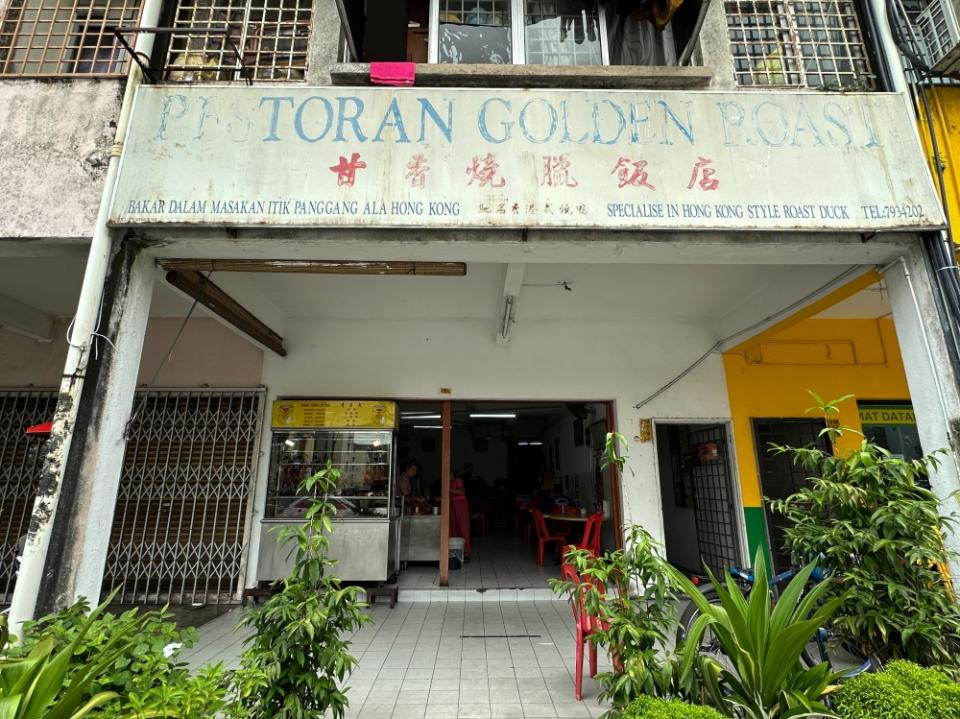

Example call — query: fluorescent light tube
[469,413,516,419]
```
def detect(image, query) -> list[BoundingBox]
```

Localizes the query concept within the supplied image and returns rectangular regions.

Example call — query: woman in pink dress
[449,471,472,559]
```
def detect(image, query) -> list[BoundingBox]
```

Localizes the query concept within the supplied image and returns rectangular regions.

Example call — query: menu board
[271,400,397,429]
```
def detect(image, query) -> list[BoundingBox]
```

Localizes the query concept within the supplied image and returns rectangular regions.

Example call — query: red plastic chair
[532,510,566,566]
[561,562,607,700]
[575,513,603,556]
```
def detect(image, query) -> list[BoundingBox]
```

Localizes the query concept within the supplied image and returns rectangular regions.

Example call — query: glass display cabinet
[256,400,400,584]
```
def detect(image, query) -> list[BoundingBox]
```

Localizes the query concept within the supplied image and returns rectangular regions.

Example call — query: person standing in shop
[396,459,420,498]
[449,470,472,560]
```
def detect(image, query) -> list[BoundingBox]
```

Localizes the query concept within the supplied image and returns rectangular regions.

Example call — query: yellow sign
[858,406,916,426]
[272,400,397,429]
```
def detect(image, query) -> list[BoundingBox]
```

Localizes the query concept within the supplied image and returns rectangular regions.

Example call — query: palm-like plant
[671,550,846,719]
[0,591,145,719]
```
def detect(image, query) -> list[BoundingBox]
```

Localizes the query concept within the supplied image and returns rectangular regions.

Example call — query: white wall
[248,307,734,578]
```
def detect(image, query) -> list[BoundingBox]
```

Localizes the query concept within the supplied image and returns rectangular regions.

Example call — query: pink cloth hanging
[370,61,416,87]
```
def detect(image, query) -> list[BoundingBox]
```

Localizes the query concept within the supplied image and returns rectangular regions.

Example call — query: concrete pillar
[884,243,960,577]
[305,0,343,85]
[18,239,154,616]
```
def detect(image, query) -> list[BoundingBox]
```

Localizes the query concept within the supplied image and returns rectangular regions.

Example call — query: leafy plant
[0,591,145,719]
[671,549,846,719]
[832,660,960,719]
[623,695,726,719]
[229,461,371,719]
[551,433,702,713]
[10,598,227,719]
[768,392,960,668]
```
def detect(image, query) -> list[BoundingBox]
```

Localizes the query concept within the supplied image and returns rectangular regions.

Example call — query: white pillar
[884,244,960,577]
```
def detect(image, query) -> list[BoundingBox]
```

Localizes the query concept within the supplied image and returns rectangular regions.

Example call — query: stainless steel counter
[257,517,398,582]
[399,515,441,562]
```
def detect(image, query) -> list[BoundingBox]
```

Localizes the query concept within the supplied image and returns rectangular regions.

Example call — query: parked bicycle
[678,561,877,678]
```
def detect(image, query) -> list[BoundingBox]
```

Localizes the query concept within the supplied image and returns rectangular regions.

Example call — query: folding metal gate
[104,389,265,605]
[0,388,264,605]
[679,424,742,574]
[0,389,59,602]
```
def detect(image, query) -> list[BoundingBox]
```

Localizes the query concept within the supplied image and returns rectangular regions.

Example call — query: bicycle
[677,562,877,678]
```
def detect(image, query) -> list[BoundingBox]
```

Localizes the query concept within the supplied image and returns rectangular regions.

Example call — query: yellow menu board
[272,400,397,429]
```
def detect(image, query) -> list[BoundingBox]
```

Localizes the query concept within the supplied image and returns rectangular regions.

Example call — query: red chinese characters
[466,153,506,188]
[406,153,430,189]
[687,156,720,191]
[541,154,578,188]
[611,157,655,190]
[329,152,367,187]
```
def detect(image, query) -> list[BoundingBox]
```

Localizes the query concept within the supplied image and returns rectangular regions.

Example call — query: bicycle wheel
[804,627,877,677]
[677,587,736,671]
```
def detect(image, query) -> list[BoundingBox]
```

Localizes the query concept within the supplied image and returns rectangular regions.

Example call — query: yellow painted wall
[916,86,960,232]
[724,317,909,527]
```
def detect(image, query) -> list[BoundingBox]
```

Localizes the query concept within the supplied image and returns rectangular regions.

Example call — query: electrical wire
[633,266,864,410]
[124,270,212,436]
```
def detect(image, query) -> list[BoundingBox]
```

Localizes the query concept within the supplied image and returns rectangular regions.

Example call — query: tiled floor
[398,535,562,599]
[180,600,612,719]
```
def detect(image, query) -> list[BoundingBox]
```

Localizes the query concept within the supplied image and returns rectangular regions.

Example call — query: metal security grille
[104,389,264,605]
[681,424,741,574]
[753,418,829,572]
[725,0,876,88]
[163,0,309,80]
[0,0,141,76]
[0,389,58,602]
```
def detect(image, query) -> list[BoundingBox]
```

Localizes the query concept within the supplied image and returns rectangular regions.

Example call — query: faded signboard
[109,86,944,232]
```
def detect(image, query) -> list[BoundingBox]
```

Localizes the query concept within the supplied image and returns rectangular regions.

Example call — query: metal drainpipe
[7,1,165,637]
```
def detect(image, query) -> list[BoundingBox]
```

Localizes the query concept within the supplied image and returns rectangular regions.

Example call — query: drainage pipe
[8,1,165,636]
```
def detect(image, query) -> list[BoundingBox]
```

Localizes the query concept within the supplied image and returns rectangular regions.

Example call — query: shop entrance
[656,423,742,576]
[394,400,619,591]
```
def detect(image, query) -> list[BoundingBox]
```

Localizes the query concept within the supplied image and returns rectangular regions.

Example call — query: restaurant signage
[110,86,944,232]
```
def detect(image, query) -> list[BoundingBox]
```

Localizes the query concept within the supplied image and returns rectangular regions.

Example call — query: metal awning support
[112,26,253,85]
[333,0,363,61]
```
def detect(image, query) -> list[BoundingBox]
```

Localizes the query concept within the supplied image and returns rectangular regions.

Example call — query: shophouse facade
[1,0,960,630]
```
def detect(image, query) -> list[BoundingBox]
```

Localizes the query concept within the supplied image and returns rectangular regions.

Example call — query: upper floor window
[160,0,310,81]
[364,0,693,66]
[0,0,141,76]
[725,0,876,88]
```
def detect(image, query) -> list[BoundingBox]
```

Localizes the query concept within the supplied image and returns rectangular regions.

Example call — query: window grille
[0,0,141,76]
[164,0,310,81]
[725,0,876,88]
[524,0,603,65]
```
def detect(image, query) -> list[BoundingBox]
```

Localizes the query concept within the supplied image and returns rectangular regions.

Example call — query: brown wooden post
[606,401,625,550]
[439,400,451,586]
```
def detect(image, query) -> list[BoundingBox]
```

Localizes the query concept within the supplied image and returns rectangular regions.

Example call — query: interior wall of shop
[0,318,264,388]
[723,316,909,561]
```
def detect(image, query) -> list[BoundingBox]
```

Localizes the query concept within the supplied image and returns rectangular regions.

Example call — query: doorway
[752,419,829,573]
[394,400,619,590]
[656,423,742,575]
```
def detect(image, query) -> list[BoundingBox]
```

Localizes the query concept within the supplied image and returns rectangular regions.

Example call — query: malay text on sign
[109,87,944,232]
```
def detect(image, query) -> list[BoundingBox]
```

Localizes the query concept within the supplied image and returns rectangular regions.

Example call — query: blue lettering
[658,100,694,145]
[790,102,824,146]
[560,100,588,144]
[260,96,293,142]
[294,96,334,142]
[194,96,219,140]
[717,101,745,146]
[753,101,789,147]
[478,98,512,144]
[418,98,453,142]
[628,101,655,144]
[859,103,881,148]
[373,98,410,143]
[519,99,558,144]
[157,94,189,140]
[823,102,853,146]
[335,96,367,142]
[592,100,625,145]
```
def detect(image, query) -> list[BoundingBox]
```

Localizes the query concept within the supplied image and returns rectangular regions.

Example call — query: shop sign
[272,400,397,429]
[109,86,944,232]
[858,405,916,426]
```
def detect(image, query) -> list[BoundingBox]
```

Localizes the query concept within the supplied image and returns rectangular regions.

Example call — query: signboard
[858,405,916,426]
[110,86,944,232]
[271,400,397,429]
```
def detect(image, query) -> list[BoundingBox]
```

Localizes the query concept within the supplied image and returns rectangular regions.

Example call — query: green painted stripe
[743,507,771,567]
